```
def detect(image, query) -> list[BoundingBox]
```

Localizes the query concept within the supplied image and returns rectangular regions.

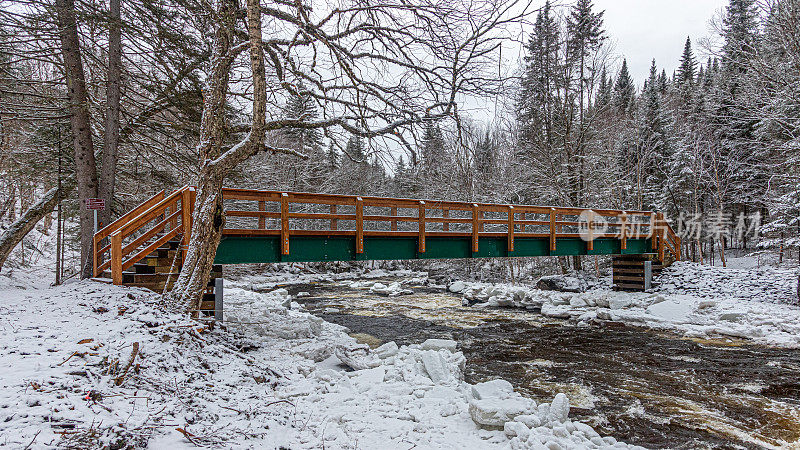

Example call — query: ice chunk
[351,367,385,389]
[504,421,530,439]
[547,393,570,423]
[421,339,458,352]
[646,299,693,322]
[469,396,536,427]
[421,350,451,383]
[448,281,467,293]
[373,341,399,359]
[471,379,514,400]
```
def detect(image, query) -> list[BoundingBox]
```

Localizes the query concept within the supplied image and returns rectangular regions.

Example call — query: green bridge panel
[214,235,654,264]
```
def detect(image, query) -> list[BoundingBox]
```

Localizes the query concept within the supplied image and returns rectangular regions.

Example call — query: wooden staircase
[92,186,222,319]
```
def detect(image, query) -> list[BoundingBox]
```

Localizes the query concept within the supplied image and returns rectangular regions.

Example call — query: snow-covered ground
[0,277,640,449]
[452,261,800,347]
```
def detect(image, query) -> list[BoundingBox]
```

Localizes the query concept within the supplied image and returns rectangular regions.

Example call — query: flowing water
[275,278,800,449]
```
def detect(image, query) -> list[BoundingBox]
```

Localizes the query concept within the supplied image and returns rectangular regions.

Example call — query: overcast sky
[595,0,727,82]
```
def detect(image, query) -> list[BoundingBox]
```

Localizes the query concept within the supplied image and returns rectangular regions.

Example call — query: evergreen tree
[613,59,635,115]
[596,66,612,111]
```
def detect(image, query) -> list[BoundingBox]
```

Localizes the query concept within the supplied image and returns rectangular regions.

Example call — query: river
[273,277,800,449]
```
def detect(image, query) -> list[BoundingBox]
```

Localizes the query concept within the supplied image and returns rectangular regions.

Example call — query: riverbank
[0,275,638,449]
[447,261,800,348]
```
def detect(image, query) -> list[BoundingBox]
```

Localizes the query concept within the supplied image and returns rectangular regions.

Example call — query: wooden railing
[93,186,195,283]
[95,186,681,284]
[220,188,682,259]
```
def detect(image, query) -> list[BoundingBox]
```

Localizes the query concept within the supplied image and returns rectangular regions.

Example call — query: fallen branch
[114,342,140,386]
[175,427,199,446]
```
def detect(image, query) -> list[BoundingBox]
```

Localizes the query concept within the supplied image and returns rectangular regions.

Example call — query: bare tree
[166,0,534,309]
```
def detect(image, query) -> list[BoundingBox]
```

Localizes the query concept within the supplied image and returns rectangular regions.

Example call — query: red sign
[84,198,106,210]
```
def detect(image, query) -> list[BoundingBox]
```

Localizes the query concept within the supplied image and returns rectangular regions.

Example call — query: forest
[0,0,798,302]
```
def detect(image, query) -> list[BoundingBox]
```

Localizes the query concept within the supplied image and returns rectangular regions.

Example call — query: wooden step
[613,275,646,282]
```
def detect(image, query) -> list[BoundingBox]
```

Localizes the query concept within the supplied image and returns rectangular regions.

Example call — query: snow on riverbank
[1,279,640,449]
[452,261,800,347]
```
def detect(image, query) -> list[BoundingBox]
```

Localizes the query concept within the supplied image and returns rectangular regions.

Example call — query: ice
[421,350,452,383]
[547,393,570,423]
[646,298,694,322]
[471,379,515,400]
[421,338,458,352]
[373,341,399,358]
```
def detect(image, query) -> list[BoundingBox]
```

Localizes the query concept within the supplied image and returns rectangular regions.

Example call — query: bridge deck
[93,187,682,284]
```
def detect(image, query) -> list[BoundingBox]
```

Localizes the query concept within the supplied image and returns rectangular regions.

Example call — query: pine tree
[675,37,697,115]
[419,118,448,192]
[596,66,612,111]
[613,59,635,115]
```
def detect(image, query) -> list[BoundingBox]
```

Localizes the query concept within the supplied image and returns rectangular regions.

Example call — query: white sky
[594,0,727,82]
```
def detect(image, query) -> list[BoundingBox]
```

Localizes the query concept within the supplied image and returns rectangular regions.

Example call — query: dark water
[279,279,800,449]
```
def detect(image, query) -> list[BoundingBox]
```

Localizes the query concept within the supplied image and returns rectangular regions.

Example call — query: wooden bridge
[93,186,681,303]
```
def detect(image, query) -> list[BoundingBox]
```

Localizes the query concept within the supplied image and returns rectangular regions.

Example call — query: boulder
[536,275,587,293]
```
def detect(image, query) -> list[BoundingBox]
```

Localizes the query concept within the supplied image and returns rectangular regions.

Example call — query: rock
[421,350,451,383]
[536,275,587,293]
[471,379,514,400]
[547,393,570,423]
[421,339,458,352]
[373,341,399,359]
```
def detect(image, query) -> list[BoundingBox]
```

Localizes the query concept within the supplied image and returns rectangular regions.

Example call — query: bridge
[93,186,681,310]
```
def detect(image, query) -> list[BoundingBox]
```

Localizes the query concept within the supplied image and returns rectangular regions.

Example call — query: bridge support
[612,255,661,291]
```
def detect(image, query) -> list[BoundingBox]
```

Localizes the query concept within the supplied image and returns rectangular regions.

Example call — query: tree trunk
[56,0,99,278]
[0,184,74,272]
[98,0,122,229]
[0,184,14,222]
[166,0,265,312]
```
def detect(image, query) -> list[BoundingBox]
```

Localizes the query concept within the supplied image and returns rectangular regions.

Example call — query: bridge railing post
[390,206,397,231]
[181,187,194,261]
[507,206,514,253]
[471,204,480,253]
[330,204,337,230]
[418,201,426,253]
[258,200,266,229]
[442,208,449,232]
[587,210,594,251]
[111,231,123,285]
[650,212,658,250]
[280,193,289,255]
[355,197,364,254]
[620,212,628,251]
[549,208,556,252]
